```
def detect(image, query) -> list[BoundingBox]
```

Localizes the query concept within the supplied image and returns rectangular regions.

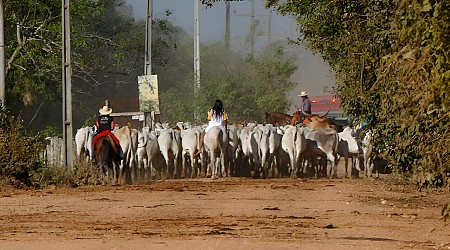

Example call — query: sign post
[138,75,160,130]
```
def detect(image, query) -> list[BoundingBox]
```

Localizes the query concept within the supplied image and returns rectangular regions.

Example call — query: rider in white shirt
[194,99,228,157]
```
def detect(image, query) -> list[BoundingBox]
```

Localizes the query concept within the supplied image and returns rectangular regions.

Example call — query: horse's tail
[102,139,111,164]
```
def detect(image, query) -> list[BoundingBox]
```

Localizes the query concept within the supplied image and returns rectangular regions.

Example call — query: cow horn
[302,110,312,117]
[318,105,330,118]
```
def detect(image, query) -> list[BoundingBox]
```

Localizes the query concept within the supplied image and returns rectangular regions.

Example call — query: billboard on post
[138,75,160,113]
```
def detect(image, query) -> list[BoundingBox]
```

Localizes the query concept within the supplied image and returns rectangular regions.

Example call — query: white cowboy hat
[99,105,112,115]
[298,91,308,97]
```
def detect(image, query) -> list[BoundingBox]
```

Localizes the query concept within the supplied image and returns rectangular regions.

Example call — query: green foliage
[267,0,450,186]
[0,111,46,187]
[31,163,103,188]
[4,0,62,108]
[3,0,181,132]
[374,1,450,179]
[159,42,296,123]
[39,126,61,138]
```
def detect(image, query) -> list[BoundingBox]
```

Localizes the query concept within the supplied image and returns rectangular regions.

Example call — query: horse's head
[290,110,303,125]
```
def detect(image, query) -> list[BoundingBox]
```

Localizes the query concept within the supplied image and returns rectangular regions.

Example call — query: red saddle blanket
[92,130,121,150]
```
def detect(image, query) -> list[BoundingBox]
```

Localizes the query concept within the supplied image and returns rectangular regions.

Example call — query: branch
[29,96,47,125]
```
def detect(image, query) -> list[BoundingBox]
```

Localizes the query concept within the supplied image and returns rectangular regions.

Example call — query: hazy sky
[126,0,336,110]
[127,0,297,49]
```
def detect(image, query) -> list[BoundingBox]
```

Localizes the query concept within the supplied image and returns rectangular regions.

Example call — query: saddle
[92,130,121,155]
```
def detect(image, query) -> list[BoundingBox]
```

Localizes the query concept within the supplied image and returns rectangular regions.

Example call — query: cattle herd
[75,114,377,184]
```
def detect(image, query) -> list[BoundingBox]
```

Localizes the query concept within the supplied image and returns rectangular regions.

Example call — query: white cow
[281,126,307,178]
[337,126,363,178]
[130,128,139,182]
[267,124,283,178]
[204,126,228,179]
[257,124,276,178]
[361,131,374,177]
[239,124,259,177]
[251,126,264,177]
[113,126,134,184]
[225,124,240,177]
[171,128,182,178]
[303,127,339,178]
[354,124,375,178]
[75,126,93,162]
[136,130,159,182]
[180,127,202,178]
[156,127,181,179]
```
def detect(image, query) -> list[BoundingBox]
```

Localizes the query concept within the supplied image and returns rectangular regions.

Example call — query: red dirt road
[0,176,449,250]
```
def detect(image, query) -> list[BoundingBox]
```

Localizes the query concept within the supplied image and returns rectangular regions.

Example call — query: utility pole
[62,0,74,169]
[144,0,152,76]
[234,0,272,58]
[268,9,272,45]
[143,0,155,130]
[193,0,200,120]
[225,1,230,73]
[0,0,5,109]
[250,0,254,57]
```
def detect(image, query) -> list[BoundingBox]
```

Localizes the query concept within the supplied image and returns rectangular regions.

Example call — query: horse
[265,112,292,126]
[93,134,121,183]
[290,110,304,125]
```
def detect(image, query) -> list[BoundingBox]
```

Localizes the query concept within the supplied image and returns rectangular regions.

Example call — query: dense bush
[31,162,104,188]
[0,111,45,187]
[267,0,450,187]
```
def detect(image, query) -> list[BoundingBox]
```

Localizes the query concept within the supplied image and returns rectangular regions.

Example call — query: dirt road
[0,175,448,250]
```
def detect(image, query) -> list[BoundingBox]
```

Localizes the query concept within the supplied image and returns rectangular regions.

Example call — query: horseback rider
[94,105,115,136]
[92,101,123,163]
[298,91,312,115]
[194,99,228,158]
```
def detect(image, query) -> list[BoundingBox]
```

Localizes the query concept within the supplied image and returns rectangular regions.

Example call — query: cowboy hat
[298,91,308,97]
[99,105,112,115]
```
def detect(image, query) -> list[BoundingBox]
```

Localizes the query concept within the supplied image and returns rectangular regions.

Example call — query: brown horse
[93,135,120,183]
[290,110,304,125]
[265,112,292,126]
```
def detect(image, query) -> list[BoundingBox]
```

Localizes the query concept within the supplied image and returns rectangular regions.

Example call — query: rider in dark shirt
[94,108,115,135]
[298,91,312,115]
[92,103,123,163]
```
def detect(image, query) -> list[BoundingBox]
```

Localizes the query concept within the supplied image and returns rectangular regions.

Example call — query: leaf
[403,50,414,59]
[422,0,432,12]
[433,8,439,17]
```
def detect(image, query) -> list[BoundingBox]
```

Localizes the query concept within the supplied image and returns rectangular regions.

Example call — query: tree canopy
[3,0,297,130]
[267,0,450,179]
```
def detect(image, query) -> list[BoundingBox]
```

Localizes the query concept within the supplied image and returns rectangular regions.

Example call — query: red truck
[309,95,349,125]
